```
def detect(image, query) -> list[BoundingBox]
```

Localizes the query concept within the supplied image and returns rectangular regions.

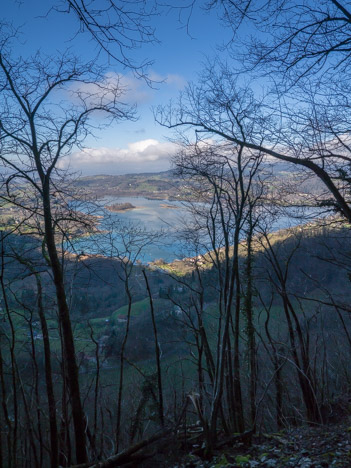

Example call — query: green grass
[0,308,111,360]
[88,317,110,328]
[111,298,150,325]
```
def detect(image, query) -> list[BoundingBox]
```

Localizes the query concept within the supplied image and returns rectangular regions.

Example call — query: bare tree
[158,60,351,222]
[210,0,351,83]
[157,1,351,223]
[170,141,266,452]
[258,231,322,422]
[0,29,133,463]
[12,253,59,468]
[53,0,159,78]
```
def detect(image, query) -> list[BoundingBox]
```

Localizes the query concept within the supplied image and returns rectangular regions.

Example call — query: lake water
[71,197,193,263]
[70,196,320,263]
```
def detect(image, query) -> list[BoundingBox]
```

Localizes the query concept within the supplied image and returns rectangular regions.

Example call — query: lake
[70,197,192,263]
[69,196,320,263]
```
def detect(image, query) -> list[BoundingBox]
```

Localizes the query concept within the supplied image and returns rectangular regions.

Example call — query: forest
[1,1,351,467]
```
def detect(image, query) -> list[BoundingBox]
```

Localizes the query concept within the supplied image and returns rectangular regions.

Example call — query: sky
[2,1,233,176]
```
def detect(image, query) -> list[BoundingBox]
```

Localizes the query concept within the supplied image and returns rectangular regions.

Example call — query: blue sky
[2,1,233,175]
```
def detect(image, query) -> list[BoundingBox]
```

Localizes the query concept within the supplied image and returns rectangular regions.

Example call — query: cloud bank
[68,70,186,108]
[61,139,179,175]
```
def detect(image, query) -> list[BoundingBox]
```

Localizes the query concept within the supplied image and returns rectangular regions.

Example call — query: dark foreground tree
[0,29,133,463]
[169,141,266,452]
[157,61,351,222]
[55,0,159,77]
[211,0,351,83]
[156,1,351,223]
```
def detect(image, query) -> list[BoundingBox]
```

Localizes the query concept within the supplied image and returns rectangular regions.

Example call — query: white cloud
[68,70,186,109]
[165,74,187,89]
[60,139,179,175]
[67,71,152,106]
[118,73,153,104]
[148,71,186,89]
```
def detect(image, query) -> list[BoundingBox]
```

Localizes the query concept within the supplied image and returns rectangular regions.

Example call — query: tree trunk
[42,186,87,463]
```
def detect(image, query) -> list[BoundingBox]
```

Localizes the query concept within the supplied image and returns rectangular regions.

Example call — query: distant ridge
[74,169,187,200]
[74,166,324,201]
[79,169,176,179]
